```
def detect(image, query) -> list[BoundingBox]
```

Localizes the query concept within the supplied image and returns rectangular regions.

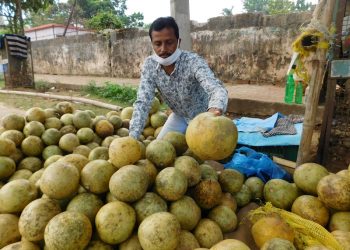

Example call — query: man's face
[151,27,178,58]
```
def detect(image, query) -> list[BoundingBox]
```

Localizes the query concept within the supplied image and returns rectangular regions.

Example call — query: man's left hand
[208,108,222,116]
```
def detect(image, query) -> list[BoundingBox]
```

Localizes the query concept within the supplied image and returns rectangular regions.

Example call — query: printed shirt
[129,50,228,139]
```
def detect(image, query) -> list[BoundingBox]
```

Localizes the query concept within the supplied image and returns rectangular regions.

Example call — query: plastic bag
[223,146,291,182]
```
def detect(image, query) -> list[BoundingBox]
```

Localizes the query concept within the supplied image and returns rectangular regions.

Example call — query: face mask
[152,40,182,66]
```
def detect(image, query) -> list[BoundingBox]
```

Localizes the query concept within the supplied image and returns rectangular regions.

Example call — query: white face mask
[151,40,182,66]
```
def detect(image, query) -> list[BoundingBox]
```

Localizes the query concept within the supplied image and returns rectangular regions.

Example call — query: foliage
[243,0,269,13]
[143,22,151,30]
[242,0,312,14]
[222,6,233,16]
[0,73,4,89]
[76,0,125,18]
[84,81,137,105]
[86,11,122,30]
[0,0,53,34]
[0,27,11,34]
[34,80,50,92]
[120,12,144,28]
[292,0,312,11]
[26,0,144,29]
[268,0,294,14]
[26,1,71,27]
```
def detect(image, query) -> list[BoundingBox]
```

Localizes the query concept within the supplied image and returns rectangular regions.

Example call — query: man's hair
[149,17,179,40]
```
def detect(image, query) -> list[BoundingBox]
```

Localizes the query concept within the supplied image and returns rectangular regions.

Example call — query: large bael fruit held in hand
[185,112,237,160]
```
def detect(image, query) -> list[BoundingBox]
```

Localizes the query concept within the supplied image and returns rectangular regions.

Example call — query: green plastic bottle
[284,73,295,104]
[295,81,303,104]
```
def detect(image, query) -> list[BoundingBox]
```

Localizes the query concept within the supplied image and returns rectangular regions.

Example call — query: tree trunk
[63,0,77,36]
[13,9,18,34]
[14,0,24,35]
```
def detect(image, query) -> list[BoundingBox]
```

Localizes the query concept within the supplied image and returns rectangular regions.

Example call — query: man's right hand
[208,108,222,116]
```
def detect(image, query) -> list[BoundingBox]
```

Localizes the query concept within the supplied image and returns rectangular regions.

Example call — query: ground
[35,74,286,103]
[0,102,25,120]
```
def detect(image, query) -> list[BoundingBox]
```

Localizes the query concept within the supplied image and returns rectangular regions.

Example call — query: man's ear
[178,38,182,48]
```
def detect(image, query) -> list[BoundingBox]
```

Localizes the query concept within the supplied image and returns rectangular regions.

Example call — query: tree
[243,0,269,13]
[26,0,144,29]
[292,0,312,11]
[63,0,77,36]
[0,0,53,34]
[120,12,144,28]
[222,6,233,16]
[243,0,312,15]
[77,0,143,28]
[26,1,71,27]
[86,11,122,30]
[268,0,293,14]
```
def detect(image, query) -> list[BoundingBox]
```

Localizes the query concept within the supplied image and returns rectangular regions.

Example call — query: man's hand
[208,108,222,116]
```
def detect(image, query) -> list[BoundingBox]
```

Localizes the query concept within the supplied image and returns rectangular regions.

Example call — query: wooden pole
[296,0,337,165]
[317,0,346,169]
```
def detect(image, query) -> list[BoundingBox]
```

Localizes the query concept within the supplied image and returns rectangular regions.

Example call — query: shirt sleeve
[129,58,156,139]
[192,55,228,113]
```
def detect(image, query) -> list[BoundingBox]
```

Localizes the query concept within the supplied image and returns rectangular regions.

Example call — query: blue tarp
[233,113,303,146]
[236,123,303,146]
[235,112,282,132]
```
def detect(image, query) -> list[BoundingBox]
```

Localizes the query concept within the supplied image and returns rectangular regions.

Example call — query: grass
[0,93,112,116]
[34,80,51,92]
[0,78,169,113]
[0,74,4,89]
[83,81,137,107]
[83,81,169,110]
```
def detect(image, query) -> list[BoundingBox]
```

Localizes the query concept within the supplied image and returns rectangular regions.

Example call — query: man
[129,16,228,139]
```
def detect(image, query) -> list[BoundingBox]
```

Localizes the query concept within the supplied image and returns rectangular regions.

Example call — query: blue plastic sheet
[235,113,283,132]
[223,146,292,183]
[236,123,303,146]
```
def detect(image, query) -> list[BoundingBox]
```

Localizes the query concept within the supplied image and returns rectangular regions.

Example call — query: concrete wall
[31,12,312,85]
[32,33,110,75]
[191,12,311,85]
[110,29,151,78]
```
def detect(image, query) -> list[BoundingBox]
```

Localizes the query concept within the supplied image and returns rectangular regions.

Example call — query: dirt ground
[35,74,286,103]
[0,102,25,120]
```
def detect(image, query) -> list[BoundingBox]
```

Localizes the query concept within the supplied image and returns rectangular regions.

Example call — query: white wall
[26,26,92,41]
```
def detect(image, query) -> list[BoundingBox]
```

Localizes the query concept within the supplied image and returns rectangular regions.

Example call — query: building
[25,23,92,41]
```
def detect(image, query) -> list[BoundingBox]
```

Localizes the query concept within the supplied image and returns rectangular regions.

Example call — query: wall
[110,29,151,78]
[191,12,311,85]
[31,12,312,85]
[31,33,110,75]
[26,26,92,41]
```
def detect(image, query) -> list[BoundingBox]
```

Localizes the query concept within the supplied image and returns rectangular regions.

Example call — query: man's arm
[129,59,156,139]
[193,55,228,115]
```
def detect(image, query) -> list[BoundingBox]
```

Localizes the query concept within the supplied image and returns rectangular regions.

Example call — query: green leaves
[243,0,269,13]
[84,82,137,105]
[242,0,312,15]
[86,11,122,30]
[268,0,294,15]
[26,0,144,30]
[222,7,233,16]
[0,0,53,34]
